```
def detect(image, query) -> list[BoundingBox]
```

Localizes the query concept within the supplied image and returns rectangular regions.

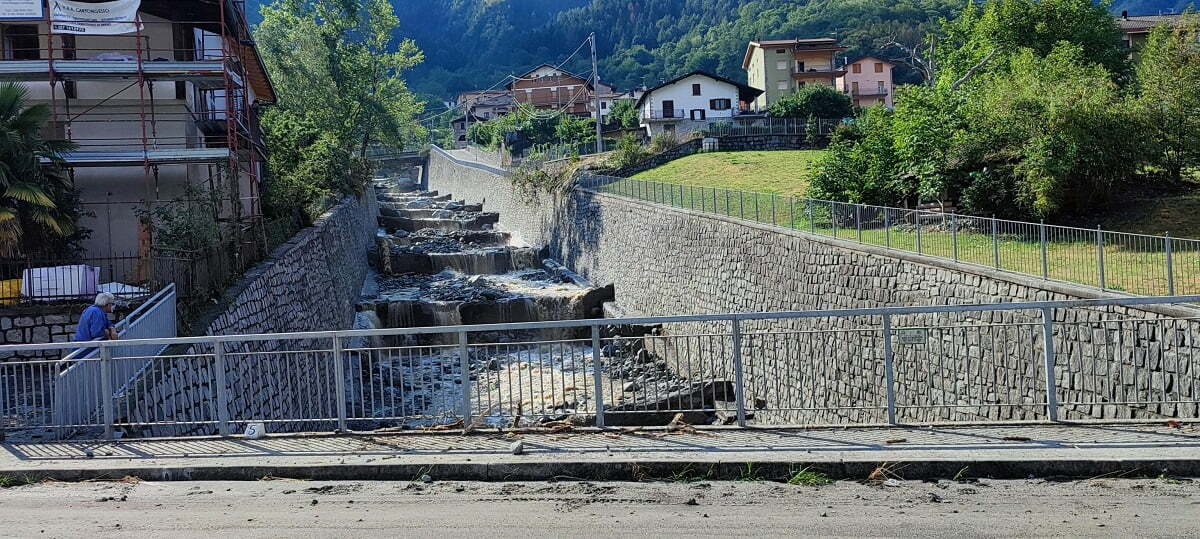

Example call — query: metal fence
[50,285,177,436]
[1,295,1198,440]
[697,117,840,138]
[580,175,1200,297]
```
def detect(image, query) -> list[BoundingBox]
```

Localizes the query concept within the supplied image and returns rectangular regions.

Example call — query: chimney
[1122,10,1129,19]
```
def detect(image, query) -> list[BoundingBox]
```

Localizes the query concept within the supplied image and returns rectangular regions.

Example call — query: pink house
[835,56,895,108]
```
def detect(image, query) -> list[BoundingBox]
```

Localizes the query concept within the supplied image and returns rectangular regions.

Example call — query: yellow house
[743,38,846,110]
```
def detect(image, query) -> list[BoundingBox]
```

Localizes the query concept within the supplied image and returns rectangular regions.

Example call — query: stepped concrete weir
[344,176,735,430]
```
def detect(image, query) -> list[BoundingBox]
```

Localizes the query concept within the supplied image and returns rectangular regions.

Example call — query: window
[851,81,859,94]
[690,109,706,121]
[875,62,884,73]
[3,25,39,60]
[878,81,886,94]
[775,48,786,54]
[710,98,731,111]
[777,80,789,90]
[692,83,702,96]
[601,102,607,110]
[776,60,788,71]
[852,63,861,74]
[796,61,805,72]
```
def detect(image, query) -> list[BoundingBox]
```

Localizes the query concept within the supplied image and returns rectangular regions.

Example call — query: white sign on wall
[51,0,142,35]
[0,0,45,20]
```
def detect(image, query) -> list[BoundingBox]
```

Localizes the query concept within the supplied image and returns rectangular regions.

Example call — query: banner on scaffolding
[50,0,142,35]
[0,0,44,20]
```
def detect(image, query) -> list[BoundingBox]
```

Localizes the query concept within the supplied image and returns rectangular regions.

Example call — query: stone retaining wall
[123,193,380,436]
[428,147,1200,424]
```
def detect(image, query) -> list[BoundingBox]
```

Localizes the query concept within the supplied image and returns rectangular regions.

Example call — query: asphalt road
[0,477,1196,537]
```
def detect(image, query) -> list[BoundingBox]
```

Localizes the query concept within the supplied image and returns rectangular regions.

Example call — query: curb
[3,457,1197,484]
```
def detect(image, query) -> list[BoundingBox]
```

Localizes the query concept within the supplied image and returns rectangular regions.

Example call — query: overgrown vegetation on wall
[811,1,1200,221]
[256,0,426,223]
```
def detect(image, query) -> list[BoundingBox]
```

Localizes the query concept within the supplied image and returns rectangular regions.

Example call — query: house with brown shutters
[507,64,594,117]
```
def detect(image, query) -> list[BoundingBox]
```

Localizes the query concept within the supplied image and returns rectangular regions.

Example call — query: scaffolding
[0,0,275,301]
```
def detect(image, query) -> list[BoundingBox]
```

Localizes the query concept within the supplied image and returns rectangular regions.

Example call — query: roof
[844,56,895,67]
[1118,13,1185,34]
[743,38,846,68]
[505,64,594,90]
[634,71,764,109]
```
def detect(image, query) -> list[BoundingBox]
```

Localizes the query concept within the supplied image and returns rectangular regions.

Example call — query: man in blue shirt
[75,292,118,343]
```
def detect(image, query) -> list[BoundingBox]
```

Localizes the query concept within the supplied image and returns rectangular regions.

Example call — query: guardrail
[580,175,1199,298]
[1,295,1197,440]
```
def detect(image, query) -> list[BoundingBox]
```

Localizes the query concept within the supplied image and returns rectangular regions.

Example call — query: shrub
[767,85,853,120]
[649,133,679,153]
[606,135,651,170]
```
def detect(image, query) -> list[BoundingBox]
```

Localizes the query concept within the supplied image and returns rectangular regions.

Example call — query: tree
[1134,12,1200,183]
[607,98,639,129]
[256,0,425,218]
[809,107,902,204]
[767,85,853,119]
[0,83,81,256]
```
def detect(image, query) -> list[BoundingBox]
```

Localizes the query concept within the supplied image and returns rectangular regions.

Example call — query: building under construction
[0,0,276,294]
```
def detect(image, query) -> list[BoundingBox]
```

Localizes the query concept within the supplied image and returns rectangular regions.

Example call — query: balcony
[792,68,846,80]
[847,89,891,97]
[644,109,688,121]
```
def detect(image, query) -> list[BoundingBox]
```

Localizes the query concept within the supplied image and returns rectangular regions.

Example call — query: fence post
[789,196,795,229]
[1166,232,1175,296]
[807,201,814,233]
[1096,226,1106,290]
[332,334,348,433]
[1040,220,1049,279]
[1040,308,1060,422]
[771,195,777,226]
[739,191,745,219]
[855,204,862,243]
[884,209,891,248]
[100,345,115,440]
[881,315,897,425]
[213,343,231,436]
[730,319,748,427]
[992,217,1000,269]
[951,213,959,262]
[754,191,760,221]
[831,202,838,238]
[591,325,605,428]
[459,331,472,424]
[725,189,731,215]
[915,212,923,254]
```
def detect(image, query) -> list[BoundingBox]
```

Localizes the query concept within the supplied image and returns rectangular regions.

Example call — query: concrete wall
[428,147,1200,424]
[122,192,379,436]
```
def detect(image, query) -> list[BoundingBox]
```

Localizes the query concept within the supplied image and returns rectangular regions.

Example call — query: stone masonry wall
[123,193,380,436]
[429,147,1200,424]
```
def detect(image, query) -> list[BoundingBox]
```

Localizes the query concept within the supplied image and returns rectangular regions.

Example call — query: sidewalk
[3,423,1199,482]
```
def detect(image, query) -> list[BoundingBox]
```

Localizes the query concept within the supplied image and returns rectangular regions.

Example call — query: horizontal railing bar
[3,295,1200,354]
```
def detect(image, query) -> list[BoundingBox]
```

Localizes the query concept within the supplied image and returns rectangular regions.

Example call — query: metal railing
[1,295,1198,440]
[580,175,1200,297]
[696,117,839,138]
[34,285,177,437]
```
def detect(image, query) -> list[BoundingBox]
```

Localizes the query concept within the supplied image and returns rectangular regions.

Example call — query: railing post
[591,325,605,428]
[1040,220,1049,279]
[332,334,348,433]
[855,204,863,242]
[771,195,777,226]
[992,217,1000,269]
[213,342,231,436]
[788,196,795,229]
[951,213,959,262]
[915,212,923,254]
[831,202,838,237]
[881,315,897,425]
[1166,232,1175,296]
[1096,226,1106,290]
[725,189,731,215]
[1040,308,1060,422]
[459,331,472,424]
[739,190,744,219]
[808,201,814,234]
[100,345,115,440]
[884,208,891,248]
[730,319,748,427]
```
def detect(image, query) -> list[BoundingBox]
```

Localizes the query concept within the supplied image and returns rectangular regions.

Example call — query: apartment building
[835,56,895,108]
[507,64,593,117]
[743,37,846,110]
[0,0,275,270]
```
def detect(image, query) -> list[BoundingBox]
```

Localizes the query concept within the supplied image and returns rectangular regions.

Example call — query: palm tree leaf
[4,183,56,207]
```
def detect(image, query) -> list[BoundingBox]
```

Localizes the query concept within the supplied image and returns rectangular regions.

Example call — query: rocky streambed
[347,176,740,430]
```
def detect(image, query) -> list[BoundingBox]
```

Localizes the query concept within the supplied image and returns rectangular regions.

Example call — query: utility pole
[590,32,604,154]
[462,96,470,148]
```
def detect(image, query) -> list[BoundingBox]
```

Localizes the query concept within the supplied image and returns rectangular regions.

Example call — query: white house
[636,71,763,138]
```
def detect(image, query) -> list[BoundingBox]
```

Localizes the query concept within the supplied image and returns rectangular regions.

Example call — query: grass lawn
[630,150,824,197]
